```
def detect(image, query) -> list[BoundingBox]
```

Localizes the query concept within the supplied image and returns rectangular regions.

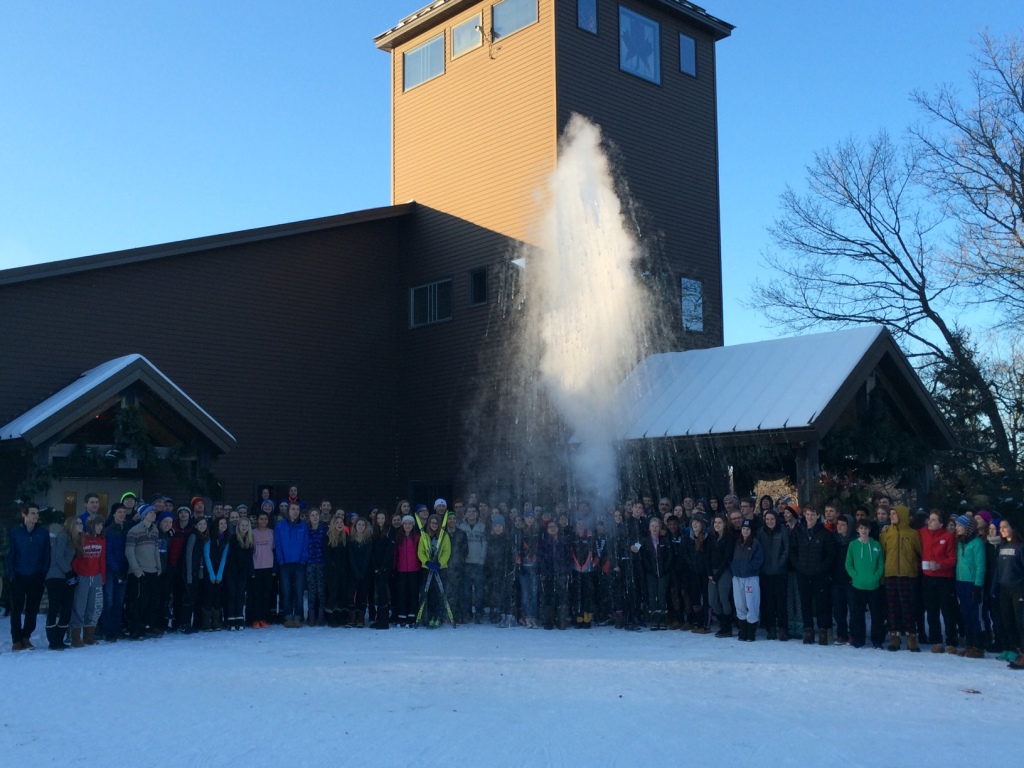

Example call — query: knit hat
[401,515,415,524]
[260,500,275,512]
[434,498,447,509]
[138,504,156,519]
[236,503,248,512]
[492,514,505,527]
[120,491,138,502]
[741,519,753,530]
[976,510,993,526]
[176,505,191,515]
[157,511,174,524]
[955,514,974,530]
[523,507,535,517]
[190,496,205,512]
[414,504,428,514]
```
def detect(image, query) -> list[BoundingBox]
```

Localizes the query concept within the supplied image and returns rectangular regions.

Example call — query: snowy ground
[2,622,1020,767]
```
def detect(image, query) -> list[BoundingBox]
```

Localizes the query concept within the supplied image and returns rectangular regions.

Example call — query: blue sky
[0,1,1018,344]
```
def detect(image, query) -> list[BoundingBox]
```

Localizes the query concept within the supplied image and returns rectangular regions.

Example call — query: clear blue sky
[1,1,1018,344]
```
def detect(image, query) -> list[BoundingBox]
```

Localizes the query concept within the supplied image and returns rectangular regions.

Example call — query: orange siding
[392,0,556,246]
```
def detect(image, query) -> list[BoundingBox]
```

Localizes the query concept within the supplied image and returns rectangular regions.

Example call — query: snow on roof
[0,354,235,445]
[600,325,887,441]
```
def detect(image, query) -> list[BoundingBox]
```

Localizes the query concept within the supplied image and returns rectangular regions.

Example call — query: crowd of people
[3,486,1023,671]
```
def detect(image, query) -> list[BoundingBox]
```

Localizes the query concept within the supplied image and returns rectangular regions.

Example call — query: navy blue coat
[8,523,50,578]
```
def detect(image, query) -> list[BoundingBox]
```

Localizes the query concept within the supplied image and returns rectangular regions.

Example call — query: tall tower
[376,0,732,346]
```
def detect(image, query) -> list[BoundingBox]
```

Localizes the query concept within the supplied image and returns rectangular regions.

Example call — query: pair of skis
[414,567,457,628]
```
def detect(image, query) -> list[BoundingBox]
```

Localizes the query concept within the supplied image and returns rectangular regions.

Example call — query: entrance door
[49,478,143,518]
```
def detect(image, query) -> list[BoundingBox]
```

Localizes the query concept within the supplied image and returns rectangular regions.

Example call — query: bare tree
[912,31,1024,327]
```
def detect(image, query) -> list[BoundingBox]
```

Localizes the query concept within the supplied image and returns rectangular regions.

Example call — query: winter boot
[735,619,746,641]
[802,628,814,645]
[907,633,921,652]
[931,643,945,653]
[818,629,828,646]
[203,609,214,632]
[766,628,777,641]
[83,627,97,646]
[964,646,985,658]
[71,628,84,648]
[614,611,624,629]
[46,627,66,651]
[778,628,789,642]
[1009,650,1024,670]
[715,615,732,638]
[887,632,901,651]
[747,621,757,641]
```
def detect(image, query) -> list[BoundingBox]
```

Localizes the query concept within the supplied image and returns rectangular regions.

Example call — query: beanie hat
[138,504,156,519]
[523,507,535,517]
[415,504,428,514]
[434,498,447,509]
[956,514,973,529]
[157,511,174,524]
[120,491,138,503]
[236,503,248,512]
[260,500,275,512]
[741,519,753,530]
[176,505,191,515]
[492,514,505,527]
[976,510,993,526]
[401,515,415,524]
[190,496,204,512]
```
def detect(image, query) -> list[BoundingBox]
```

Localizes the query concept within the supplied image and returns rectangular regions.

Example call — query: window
[469,268,488,306]
[452,14,483,58]
[679,33,697,77]
[578,0,597,34]
[403,33,444,91]
[619,6,660,84]
[492,0,538,39]
[680,277,704,332]
[410,279,453,327]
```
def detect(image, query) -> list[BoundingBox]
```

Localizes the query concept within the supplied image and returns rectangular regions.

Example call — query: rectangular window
[680,277,704,332]
[410,279,453,327]
[492,0,538,39]
[469,267,488,306]
[679,33,697,77]
[619,6,660,84]
[578,0,598,34]
[452,14,483,58]
[403,33,444,92]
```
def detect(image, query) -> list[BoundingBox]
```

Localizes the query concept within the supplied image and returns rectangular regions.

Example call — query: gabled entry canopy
[591,326,954,449]
[0,354,236,455]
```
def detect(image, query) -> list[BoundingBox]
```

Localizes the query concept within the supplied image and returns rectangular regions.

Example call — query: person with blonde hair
[224,515,253,630]
[324,514,349,627]
[44,516,78,650]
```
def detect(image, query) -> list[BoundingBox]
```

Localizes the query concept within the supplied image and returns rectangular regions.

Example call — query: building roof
[0,203,414,288]
[375,0,734,51]
[583,325,954,448]
[0,354,237,454]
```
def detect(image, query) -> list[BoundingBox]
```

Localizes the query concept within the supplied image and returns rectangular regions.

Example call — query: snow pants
[129,572,159,639]
[831,579,850,640]
[571,570,594,619]
[224,573,247,627]
[645,573,669,618]
[732,575,760,623]
[462,563,485,617]
[71,573,103,629]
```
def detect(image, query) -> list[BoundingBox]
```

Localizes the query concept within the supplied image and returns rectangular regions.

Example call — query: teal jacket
[845,537,884,591]
[956,536,986,586]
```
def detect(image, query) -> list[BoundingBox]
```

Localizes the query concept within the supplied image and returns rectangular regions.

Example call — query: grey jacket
[125,520,161,576]
[756,524,790,576]
[46,531,76,580]
[459,521,488,565]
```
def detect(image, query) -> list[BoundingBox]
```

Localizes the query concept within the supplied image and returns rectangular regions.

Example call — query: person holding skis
[417,513,452,628]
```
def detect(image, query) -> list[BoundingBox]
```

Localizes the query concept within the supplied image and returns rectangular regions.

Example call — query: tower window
[492,0,538,39]
[453,14,483,58]
[410,279,453,327]
[403,33,445,92]
[469,268,488,306]
[681,277,704,332]
[679,33,697,77]
[619,6,660,85]
[578,0,598,34]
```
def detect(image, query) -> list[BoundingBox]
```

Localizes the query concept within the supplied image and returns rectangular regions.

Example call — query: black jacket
[789,520,835,577]
[640,534,673,578]
[707,530,734,582]
[347,538,373,583]
[372,531,395,576]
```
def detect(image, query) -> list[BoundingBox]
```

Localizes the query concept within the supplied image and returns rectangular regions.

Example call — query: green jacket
[956,536,986,586]
[846,537,884,591]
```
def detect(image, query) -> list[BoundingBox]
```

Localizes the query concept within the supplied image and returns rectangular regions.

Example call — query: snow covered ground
[2,622,1020,766]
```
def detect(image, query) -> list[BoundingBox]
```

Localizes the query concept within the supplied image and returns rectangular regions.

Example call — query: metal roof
[581,325,954,447]
[0,354,236,454]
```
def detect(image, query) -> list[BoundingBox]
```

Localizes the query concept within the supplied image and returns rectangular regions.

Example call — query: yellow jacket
[880,505,921,578]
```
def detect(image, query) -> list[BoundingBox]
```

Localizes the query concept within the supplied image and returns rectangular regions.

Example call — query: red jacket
[72,535,107,583]
[920,527,957,579]
[169,522,192,569]
[394,533,420,573]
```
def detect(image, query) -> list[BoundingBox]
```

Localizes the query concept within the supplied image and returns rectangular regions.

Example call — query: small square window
[619,6,660,84]
[453,14,483,58]
[403,33,445,91]
[680,277,704,332]
[492,0,538,39]
[578,0,598,34]
[679,33,697,77]
[410,279,453,327]
[469,268,488,306]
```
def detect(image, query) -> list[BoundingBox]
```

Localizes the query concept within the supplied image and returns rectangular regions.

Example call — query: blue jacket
[275,518,309,565]
[8,523,51,578]
[104,518,131,577]
[730,539,764,579]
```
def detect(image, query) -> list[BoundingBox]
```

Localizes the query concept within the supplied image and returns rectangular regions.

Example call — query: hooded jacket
[845,536,884,591]
[274,517,310,565]
[756,523,790,576]
[418,521,451,569]
[730,536,764,579]
[46,531,76,581]
[956,529,986,587]
[880,505,921,578]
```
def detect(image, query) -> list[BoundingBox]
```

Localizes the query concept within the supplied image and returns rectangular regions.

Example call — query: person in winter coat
[203,517,230,631]
[516,510,541,628]
[445,514,468,625]
[169,506,193,632]
[275,502,309,629]
[322,515,348,627]
[184,517,210,633]
[756,509,790,640]
[71,515,106,646]
[458,506,488,623]
[687,515,711,633]
[707,515,735,638]
[155,512,174,633]
[845,519,886,648]
[393,516,419,627]
[830,515,855,645]
[732,520,765,641]
[249,511,275,629]
[372,513,395,629]
[640,517,673,630]
[880,505,922,651]
[347,518,374,628]
[418,513,451,627]
[100,504,130,642]
[954,514,987,658]
[485,515,516,627]
[125,504,161,640]
[664,515,690,629]
[538,520,572,630]
[995,519,1024,666]
[223,516,254,630]
[8,504,50,651]
[45,516,78,650]
[305,509,328,626]
[789,505,835,646]
[920,509,958,653]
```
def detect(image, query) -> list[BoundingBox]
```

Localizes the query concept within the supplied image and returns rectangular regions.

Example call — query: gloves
[973,586,983,603]
[66,575,78,587]
[427,561,440,572]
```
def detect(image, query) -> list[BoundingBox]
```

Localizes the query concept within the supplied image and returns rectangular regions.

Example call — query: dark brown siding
[554,0,725,348]
[0,219,407,508]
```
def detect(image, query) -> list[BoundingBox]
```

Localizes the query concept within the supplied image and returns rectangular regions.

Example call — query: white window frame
[410,279,454,327]
[452,13,483,58]
[403,33,445,92]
